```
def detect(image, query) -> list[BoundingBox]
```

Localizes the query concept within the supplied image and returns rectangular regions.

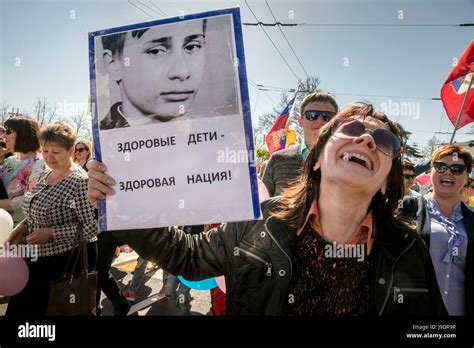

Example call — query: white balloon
[0,209,14,244]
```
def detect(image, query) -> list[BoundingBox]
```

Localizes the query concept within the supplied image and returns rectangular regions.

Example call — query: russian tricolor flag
[265,90,298,155]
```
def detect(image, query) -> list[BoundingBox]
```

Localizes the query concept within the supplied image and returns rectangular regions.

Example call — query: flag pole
[288,87,300,119]
[450,75,473,144]
[282,87,300,148]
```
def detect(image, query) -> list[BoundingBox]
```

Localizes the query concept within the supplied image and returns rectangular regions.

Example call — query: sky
[1,0,473,151]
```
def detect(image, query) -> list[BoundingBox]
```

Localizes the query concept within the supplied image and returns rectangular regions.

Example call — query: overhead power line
[244,0,300,81]
[265,0,309,79]
[149,0,168,17]
[128,0,154,18]
[244,22,297,27]
[248,79,279,105]
[243,22,474,27]
[254,83,442,101]
[137,0,162,17]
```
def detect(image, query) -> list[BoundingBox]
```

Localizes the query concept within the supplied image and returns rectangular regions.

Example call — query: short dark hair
[3,116,40,153]
[39,122,76,151]
[300,92,339,114]
[401,160,415,173]
[102,19,207,57]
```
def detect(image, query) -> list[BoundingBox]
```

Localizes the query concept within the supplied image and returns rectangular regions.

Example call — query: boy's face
[108,20,206,121]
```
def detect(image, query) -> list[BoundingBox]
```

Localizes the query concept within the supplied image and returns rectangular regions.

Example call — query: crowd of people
[1,91,473,317]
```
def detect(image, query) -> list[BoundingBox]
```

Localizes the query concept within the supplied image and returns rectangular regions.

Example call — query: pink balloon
[0,257,29,296]
[215,275,226,294]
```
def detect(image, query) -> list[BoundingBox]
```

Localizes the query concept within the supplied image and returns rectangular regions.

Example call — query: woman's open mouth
[440,178,455,187]
[340,152,373,170]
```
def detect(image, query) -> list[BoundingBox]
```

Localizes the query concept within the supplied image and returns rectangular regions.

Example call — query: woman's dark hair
[401,160,415,173]
[271,103,410,236]
[4,116,40,153]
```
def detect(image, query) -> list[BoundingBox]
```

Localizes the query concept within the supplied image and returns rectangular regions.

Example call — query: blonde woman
[74,139,93,171]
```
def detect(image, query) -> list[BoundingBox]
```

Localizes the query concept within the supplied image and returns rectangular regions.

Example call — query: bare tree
[32,97,57,126]
[66,113,92,140]
[0,100,10,124]
[422,136,441,159]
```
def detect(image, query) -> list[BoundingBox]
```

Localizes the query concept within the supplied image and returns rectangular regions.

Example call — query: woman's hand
[86,160,116,208]
[6,220,28,246]
[26,228,53,245]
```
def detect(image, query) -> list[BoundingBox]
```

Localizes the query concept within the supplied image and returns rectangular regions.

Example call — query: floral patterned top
[0,153,46,224]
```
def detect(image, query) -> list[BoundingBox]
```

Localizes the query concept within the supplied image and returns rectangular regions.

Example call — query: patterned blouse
[283,223,374,316]
[22,167,98,258]
[0,153,46,224]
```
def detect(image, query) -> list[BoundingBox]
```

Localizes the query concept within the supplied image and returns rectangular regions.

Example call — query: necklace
[47,166,73,186]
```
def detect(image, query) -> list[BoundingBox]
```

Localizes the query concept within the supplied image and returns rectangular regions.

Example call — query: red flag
[441,40,474,129]
[265,91,298,155]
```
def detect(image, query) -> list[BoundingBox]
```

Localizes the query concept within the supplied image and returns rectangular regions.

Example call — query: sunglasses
[303,110,336,122]
[433,162,468,176]
[75,147,86,153]
[332,117,402,158]
[403,174,416,180]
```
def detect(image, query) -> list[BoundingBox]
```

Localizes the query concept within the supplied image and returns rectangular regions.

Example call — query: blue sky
[1,0,473,149]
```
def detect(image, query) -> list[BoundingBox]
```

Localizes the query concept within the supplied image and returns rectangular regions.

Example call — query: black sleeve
[109,220,252,280]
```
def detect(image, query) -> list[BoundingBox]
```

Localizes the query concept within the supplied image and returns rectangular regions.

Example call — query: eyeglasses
[75,147,86,153]
[433,162,468,176]
[332,117,402,158]
[403,174,416,180]
[303,110,336,122]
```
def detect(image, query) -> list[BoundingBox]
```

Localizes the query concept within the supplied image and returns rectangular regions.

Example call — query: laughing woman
[402,145,473,316]
[87,103,446,316]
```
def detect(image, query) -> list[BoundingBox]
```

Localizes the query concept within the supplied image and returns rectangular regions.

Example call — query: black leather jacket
[112,198,447,316]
